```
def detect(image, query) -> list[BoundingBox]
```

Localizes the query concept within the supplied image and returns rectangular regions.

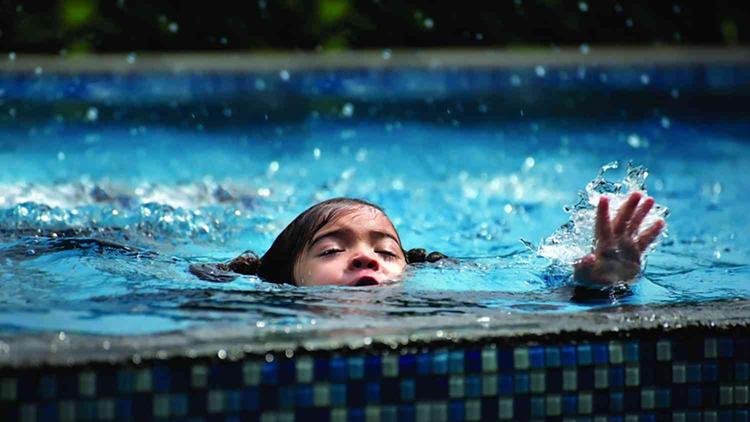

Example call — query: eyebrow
[309,228,400,249]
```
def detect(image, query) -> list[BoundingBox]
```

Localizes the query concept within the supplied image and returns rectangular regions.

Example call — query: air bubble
[168,22,179,33]
[254,78,266,91]
[341,102,354,117]
[535,66,546,77]
[640,74,650,85]
[279,69,290,81]
[423,18,434,29]
[8,52,15,61]
[578,2,588,12]
[86,106,98,122]
[510,74,522,87]
[313,148,321,160]
[34,66,43,75]
[660,117,671,129]
[126,52,137,64]
[381,49,392,60]
[579,44,590,55]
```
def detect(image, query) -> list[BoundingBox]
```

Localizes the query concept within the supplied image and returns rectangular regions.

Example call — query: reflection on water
[0,121,749,335]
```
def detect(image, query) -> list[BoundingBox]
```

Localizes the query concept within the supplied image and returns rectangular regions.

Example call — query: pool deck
[2,47,750,74]
[1,299,748,368]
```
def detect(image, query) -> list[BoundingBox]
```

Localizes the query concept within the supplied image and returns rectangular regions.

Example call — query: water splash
[537,161,670,266]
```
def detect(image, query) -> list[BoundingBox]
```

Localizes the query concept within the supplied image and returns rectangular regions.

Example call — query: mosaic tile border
[2,331,749,421]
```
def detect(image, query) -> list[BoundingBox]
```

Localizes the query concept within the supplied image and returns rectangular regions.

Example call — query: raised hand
[573,192,666,287]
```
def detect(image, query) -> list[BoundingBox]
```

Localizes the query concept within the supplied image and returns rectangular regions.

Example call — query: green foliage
[60,0,96,29]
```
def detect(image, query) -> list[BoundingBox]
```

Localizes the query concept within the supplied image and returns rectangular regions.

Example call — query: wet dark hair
[212,197,447,285]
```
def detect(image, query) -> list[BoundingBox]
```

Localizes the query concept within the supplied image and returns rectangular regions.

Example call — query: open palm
[573,192,666,286]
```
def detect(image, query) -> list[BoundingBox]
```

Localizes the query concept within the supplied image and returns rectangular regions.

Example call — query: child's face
[294,206,407,286]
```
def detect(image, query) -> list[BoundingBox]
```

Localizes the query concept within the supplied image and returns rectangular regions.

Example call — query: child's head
[257,198,407,286]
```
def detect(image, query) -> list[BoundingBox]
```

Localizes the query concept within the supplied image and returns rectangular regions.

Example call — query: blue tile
[416,353,431,375]
[514,372,529,394]
[529,346,545,368]
[718,338,734,358]
[610,366,624,387]
[364,356,381,379]
[578,366,594,390]
[466,350,481,373]
[545,346,561,367]
[498,348,514,370]
[514,395,530,420]
[170,393,188,415]
[593,343,609,364]
[400,379,415,401]
[594,391,609,413]
[331,357,347,381]
[241,387,259,411]
[348,382,366,406]
[449,351,464,373]
[433,351,448,374]
[718,410,733,422]
[687,386,702,407]
[736,410,749,422]
[656,388,670,408]
[39,375,56,399]
[737,362,749,381]
[348,357,365,380]
[116,398,133,420]
[530,396,545,418]
[737,338,750,359]
[610,392,623,412]
[703,362,718,382]
[449,400,464,422]
[499,373,513,395]
[117,370,133,393]
[686,411,701,422]
[261,362,278,385]
[562,394,577,415]
[640,413,656,422]
[279,360,296,384]
[40,402,57,421]
[624,341,640,363]
[624,390,639,411]
[686,363,701,383]
[609,416,624,422]
[399,355,416,377]
[226,389,241,412]
[300,408,330,422]
[398,404,415,422]
[296,385,313,407]
[279,385,295,408]
[348,407,364,422]
[561,345,577,366]
[577,344,593,365]
[466,375,481,398]
[546,367,562,393]
[331,383,347,406]
[366,382,380,403]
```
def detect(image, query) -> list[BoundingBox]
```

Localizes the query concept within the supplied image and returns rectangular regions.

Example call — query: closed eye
[319,248,343,257]
[376,250,398,260]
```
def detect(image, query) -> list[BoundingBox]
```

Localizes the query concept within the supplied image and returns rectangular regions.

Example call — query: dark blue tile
[449,400,464,422]
[400,379,415,401]
[188,391,207,414]
[97,369,118,397]
[416,353,431,376]
[719,361,734,381]
[40,402,57,421]
[116,370,133,394]
[241,387,259,411]
[39,375,56,400]
[530,396,545,418]
[132,394,153,420]
[686,363,701,383]
[116,398,133,421]
[278,385,295,408]
[593,391,609,413]
[736,409,749,422]
[578,366,594,390]
[381,379,399,402]
[737,338,750,359]
[347,382,366,407]
[561,345,577,366]
[656,388,671,409]
[610,366,624,387]
[545,346,561,367]
[398,404,415,422]
[640,340,656,362]
[593,344,609,364]
[672,385,688,407]
[529,346,545,368]
[296,384,313,407]
[279,360,296,384]
[703,362,718,382]
[624,389,640,411]
[624,341,640,363]
[736,362,749,381]
[514,372,529,394]
[499,373,513,395]
[562,393,577,415]
[299,409,329,422]
[685,411,701,422]
[466,350,481,373]
[348,407,364,422]
[260,386,278,411]
[640,414,656,422]
[703,384,718,407]
[152,366,171,392]
[314,358,330,381]
[399,355,416,377]
[481,397,498,420]
[466,375,481,398]
[331,357,347,382]
[609,416,624,422]
[498,348,514,370]
[687,386,702,407]
[226,389,242,412]
[261,362,278,385]
[57,372,78,399]
[718,410,733,422]
[364,356,381,379]
[514,395,530,420]
[366,382,380,403]
[545,368,562,393]
[719,338,734,358]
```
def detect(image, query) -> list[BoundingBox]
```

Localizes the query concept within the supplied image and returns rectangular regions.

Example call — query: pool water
[1,73,749,336]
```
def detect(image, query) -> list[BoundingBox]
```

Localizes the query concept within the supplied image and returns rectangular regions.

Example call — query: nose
[349,253,380,271]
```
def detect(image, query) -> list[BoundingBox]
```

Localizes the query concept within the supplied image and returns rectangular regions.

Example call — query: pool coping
[1,298,748,369]
[2,47,750,74]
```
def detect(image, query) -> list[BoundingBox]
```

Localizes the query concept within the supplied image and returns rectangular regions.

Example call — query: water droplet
[510,74,521,87]
[58,331,66,341]
[256,320,266,328]
[535,65,546,77]
[579,43,590,55]
[219,37,228,45]
[85,106,98,122]
[254,78,266,91]
[126,52,137,64]
[524,156,535,169]
[381,49,392,60]
[341,102,354,117]
[285,349,294,358]
[257,187,271,197]
[478,103,488,113]
[625,18,634,28]
[640,74,650,85]
[670,88,680,99]
[423,17,434,29]
[279,69,290,81]
[265,353,274,363]
[168,22,179,33]
[34,66,43,76]
[504,204,513,214]
[672,4,681,13]
[578,1,588,12]
[8,52,15,61]
[268,161,280,173]
[313,148,321,159]
[217,349,227,359]
[57,152,65,161]
[627,134,642,148]
[660,116,671,129]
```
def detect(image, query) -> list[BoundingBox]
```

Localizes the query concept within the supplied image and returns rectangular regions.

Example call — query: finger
[626,196,655,236]
[595,196,613,248]
[612,192,643,236]
[636,219,666,252]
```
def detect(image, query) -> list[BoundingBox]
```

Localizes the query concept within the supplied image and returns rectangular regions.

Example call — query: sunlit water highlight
[0,119,748,335]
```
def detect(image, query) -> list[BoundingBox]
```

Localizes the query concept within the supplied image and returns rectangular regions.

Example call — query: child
[190,193,665,291]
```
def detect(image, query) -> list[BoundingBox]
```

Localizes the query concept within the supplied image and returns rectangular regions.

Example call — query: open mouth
[353,276,379,286]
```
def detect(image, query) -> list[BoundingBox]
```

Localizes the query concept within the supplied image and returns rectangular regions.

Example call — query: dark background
[1,0,748,54]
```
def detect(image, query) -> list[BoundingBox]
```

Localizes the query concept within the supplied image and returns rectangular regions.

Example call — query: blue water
[1,77,749,336]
